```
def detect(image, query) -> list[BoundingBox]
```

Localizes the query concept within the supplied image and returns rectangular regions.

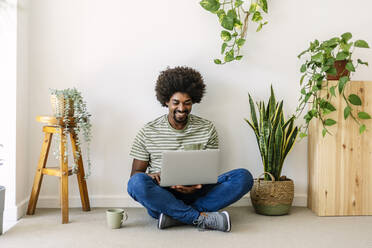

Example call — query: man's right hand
[147,173,161,184]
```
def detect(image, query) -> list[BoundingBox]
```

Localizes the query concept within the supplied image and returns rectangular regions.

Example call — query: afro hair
[155,66,206,107]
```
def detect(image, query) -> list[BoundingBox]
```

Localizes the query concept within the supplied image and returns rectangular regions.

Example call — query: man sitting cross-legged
[127,66,253,232]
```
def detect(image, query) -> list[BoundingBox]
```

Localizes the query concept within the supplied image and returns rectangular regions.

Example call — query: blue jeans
[127,168,253,224]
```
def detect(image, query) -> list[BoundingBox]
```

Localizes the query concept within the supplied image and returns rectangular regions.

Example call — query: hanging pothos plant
[200,0,268,64]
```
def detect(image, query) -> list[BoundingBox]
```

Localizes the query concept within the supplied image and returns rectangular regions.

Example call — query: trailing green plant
[200,0,268,64]
[245,86,298,181]
[297,32,370,137]
[50,88,92,178]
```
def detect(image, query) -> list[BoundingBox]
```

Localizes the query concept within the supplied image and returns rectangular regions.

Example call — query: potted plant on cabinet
[296,32,370,137]
[49,88,92,177]
[245,86,299,215]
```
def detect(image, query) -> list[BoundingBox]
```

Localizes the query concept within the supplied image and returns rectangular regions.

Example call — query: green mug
[106,208,128,229]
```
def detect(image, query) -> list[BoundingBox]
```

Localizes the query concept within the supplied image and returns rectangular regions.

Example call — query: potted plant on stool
[245,86,299,215]
[49,88,93,177]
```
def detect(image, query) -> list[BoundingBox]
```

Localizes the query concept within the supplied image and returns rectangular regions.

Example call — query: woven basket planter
[50,94,74,117]
[250,172,294,216]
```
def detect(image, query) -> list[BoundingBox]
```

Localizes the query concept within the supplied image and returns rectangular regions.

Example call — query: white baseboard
[33,194,307,208]
[4,198,28,221]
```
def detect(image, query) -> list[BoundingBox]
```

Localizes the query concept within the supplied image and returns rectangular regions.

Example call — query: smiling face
[166,92,193,129]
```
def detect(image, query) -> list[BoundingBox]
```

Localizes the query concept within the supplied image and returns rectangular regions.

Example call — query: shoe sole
[221,211,231,232]
[158,213,164,229]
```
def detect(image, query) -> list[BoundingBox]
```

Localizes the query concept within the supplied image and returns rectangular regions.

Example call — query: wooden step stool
[27,116,91,223]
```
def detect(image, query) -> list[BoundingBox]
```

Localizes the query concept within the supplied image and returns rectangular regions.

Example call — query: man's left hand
[170,184,202,194]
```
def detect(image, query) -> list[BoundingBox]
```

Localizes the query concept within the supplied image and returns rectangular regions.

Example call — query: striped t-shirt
[129,114,219,173]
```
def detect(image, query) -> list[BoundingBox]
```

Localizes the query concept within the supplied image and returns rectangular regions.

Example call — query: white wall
[0,0,30,220]
[26,0,372,208]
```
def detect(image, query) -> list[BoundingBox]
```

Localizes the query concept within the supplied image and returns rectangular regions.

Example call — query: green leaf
[322,128,327,137]
[348,94,362,106]
[311,52,324,63]
[221,42,227,54]
[335,51,349,61]
[330,86,336,97]
[340,42,352,52]
[200,0,221,13]
[338,76,349,93]
[358,111,371,119]
[345,62,355,72]
[236,38,245,48]
[300,64,307,73]
[325,102,336,111]
[221,31,231,41]
[224,49,234,62]
[216,9,225,19]
[326,67,337,76]
[235,0,244,7]
[259,0,268,13]
[256,22,263,32]
[354,40,370,48]
[359,124,366,134]
[324,119,337,126]
[221,14,234,30]
[299,132,307,138]
[252,11,262,22]
[214,59,222,64]
[357,59,369,66]
[235,55,243,60]
[344,106,351,119]
[341,32,352,42]
[300,74,306,85]
[249,3,257,13]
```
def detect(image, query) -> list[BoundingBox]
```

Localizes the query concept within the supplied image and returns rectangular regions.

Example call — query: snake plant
[245,86,298,181]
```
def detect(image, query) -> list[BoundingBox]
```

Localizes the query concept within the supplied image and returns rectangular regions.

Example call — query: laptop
[159,149,220,187]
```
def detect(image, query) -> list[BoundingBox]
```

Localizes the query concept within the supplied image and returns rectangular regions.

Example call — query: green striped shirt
[130,114,219,173]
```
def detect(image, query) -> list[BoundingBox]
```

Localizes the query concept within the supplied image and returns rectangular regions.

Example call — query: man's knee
[127,173,150,197]
[231,168,254,194]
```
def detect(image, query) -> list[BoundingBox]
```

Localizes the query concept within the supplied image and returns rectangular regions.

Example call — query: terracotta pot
[250,172,294,216]
[326,60,350,80]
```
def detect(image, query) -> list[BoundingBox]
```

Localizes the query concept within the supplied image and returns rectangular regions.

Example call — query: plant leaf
[357,59,369,66]
[221,31,231,41]
[236,38,245,48]
[348,94,362,106]
[346,62,355,72]
[311,52,324,63]
[338,76,349,93]
[214,59,222,64]
[221,42,227,54]
[252,11,263,22]
[300,64,307,73]
[330,86,336,97]
[235,55,243,60]
[358,111,371,119]
[341,32,352,42]
[235,0,244,7]
[324,119,337,126]
[335,51,349,61]
[259,0,268,13]
[354,40,370,48]
[200,0,221,13]
[322,128,327,137]
[343,106,351,119]
[221,14,234,30]
[359,124,366,134]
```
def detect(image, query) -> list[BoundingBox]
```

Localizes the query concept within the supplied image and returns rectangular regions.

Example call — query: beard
[173,109,189,123]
